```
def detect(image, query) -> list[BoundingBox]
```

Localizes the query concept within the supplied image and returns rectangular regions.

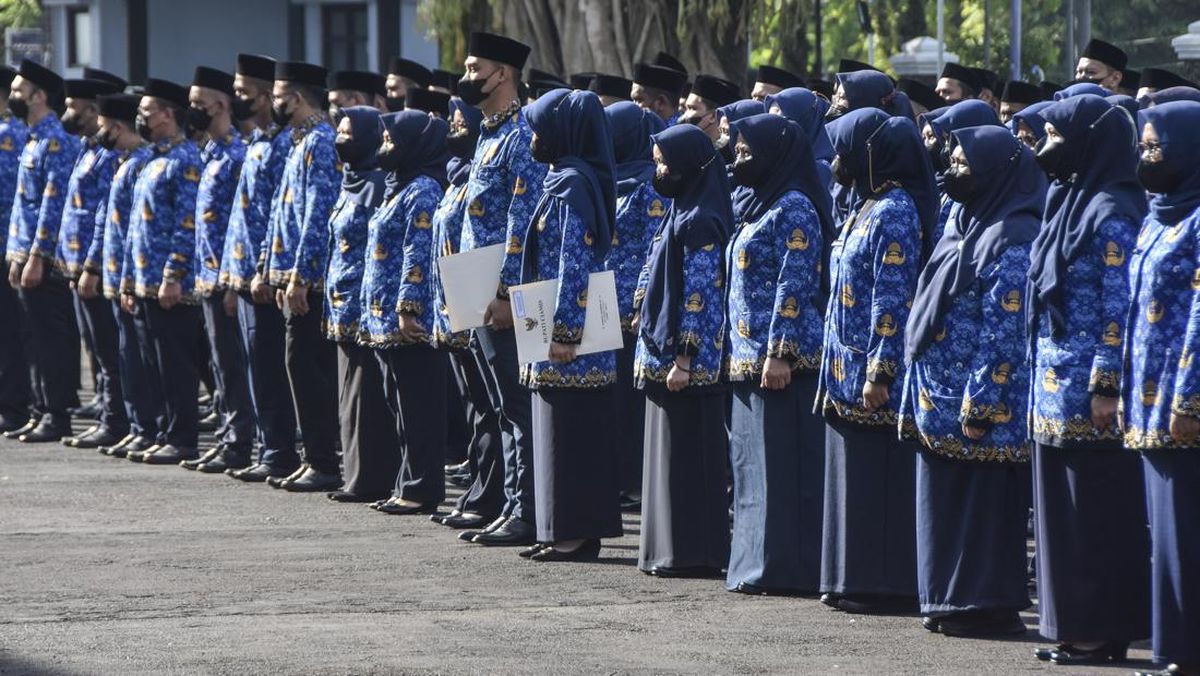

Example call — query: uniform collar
[290,114,325,144]
[27,112,61,140]
[152,133,186,154]
[482,100,521,131]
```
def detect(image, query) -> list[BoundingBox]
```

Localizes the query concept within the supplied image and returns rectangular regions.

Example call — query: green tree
[0,0,40,29]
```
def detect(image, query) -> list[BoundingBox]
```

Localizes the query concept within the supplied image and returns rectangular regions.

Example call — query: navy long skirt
[337,342,401,498]
[916,449,1031,615]
[614,331,646,495]
[820,415,917,597]
[1033,442,1150,642]
[1142,449,1200,665]
[376,345,448,506]
[531,388,623,542]
[639,389,731,572]
[726,374,824,593]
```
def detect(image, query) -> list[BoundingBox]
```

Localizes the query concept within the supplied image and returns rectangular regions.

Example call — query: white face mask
[715,132,731,149]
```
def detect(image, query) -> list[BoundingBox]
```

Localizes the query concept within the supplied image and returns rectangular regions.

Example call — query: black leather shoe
[376,499,438,515]
[197,410,220,432]
[923,616,943,633]
[268,464,308,488]
[444,460,469,476]
[283,467,342,492]
[181,447,223,470]
[18,421,70,443]
[646,566,723,579]
[143,445,199,465]
[327,490,391,503]
[3,418,37,439]
[99,433,136,456]
[0,413,29,433]
[820,593,842,609]
[1050,641,1129,665]
[197,454,251,474]
[110,435,153,458]
[1033,646,1058,661]
[458,515,510,542]
[127,444,160,462]
[619,491,642,512]
[70,401,102,420]
[530,539,601,562]
[70,427,126,449]
[230,463,296,483]
[939,609,1026,638]
[471,516,536,546]
[836,594,920,615]
[61,424,101,447]
[1134,664,1193,676]
[440,512,491,529]
[519,543,550,558]
[732,582,767,596]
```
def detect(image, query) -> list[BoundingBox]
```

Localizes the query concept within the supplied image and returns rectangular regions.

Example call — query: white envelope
[437,243,506,332]
[509,270,624,365]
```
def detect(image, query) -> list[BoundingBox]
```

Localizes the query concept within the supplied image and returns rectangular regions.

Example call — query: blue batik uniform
[87,146,151,299]
[54,137,116,278]
[609,182,669,331]
[726,190,823,380]
[0,111,28,249]
[934,193,954,247]
[220,126,289,292]
[194,130,245,296]
[121,136,203,300]
[1124,213,1200,448]
[324,191,374,342]
[1030,216,1136,447]
[900,241,1032,461]
[459,106,547,295]
[5,114,79,267]
[520,202,617,389]
[391,177,444,344]
[260,117,338,288]
[818,187,922,426]
[430,181,470,349]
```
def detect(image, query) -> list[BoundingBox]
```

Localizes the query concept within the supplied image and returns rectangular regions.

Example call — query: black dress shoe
[230,463,293,483]
[646,565,724,579]
[519,543,550,558]
[268,464,309,488]
[472,517,536,546]
[61,424,101,447]
[0,413,30,433]
[197,454,251,474]
[127,444,160,462]
[18,421,70,443]
[1135,664,1193,676]
[732,582,767,596]
[327,490,391,503]
[444,460,469,476]
[282,467,342,492]
[181,447,223,470]
[458,515,507,542]
[197,410,220,432]
[1033,646,1059,661]
[3,418,37,439]
[143,445,199,465]
[1050,641,1129,665]
[938,609,1026,638]
[836,594,919,615]
[440,512,491,529]
[71,401,102,420]
[530,539,601,562]
[110,436,153,458]
[99,433,136,456]
[376,499,438,515]
[923,616,943,633]
[820,593,842,609]
[70,428,126,450]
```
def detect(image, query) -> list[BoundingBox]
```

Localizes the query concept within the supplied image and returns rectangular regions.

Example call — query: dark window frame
[66,5,92,68]
[321,3,369,72]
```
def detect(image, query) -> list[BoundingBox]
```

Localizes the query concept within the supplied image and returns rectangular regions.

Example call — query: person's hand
[284,281,309,315]
[1169,413,1200,446]
[962,423,988,440]
[549,341,577,364]
[158,279,181,309]
[77,270,100,300]
[398,314,429,343]
[7,261,20,289]
[1091,395,1119,432]
[630,313,640,333]
[666,356,691,393]
[250,274,273,304]
[760,356,792,391]
[862,381,890,412]
[19,256,44,289]
[120,294,136,314]
[484,297,513,330]
[222,288,238,317]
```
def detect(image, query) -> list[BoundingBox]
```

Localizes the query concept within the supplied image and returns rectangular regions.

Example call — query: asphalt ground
[0,416,1157,675]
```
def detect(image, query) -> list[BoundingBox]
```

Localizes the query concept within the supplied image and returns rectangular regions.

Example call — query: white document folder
[509,270,624,365]
[437,243,506,332]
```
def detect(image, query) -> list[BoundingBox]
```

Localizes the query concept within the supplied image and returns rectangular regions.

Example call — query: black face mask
[96,129,118,151]
[457,70,497,108]
[1078,75,1106,86]
[824,104,847,122]
[731,154,763,187]
[831,156,855,188]
[652,168,685,198]
[1137,158,1184,195]
[271,100,292,127]
[231,97,256,121]
[61,112,84,136]
[530,136,555,164]
[942,167,977,203]
[1035,137,1073,180]
[384,96,405,113]
[135,114,154,142]
[375,143,402,172]
[927,141,950,173]
[678,113,711,129]
[186,106,213,136]
[447,132,474,159]
[718,141,736,165]
[8,96,28,121]
[334,137,369,166]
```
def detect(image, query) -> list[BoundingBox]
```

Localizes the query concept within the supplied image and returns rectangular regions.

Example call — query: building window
[322,3,368,72]
[66,5,92,67]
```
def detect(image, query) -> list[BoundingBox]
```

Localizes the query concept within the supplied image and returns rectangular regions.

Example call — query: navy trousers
[141,299,202,449]
[202,294,255,451]
[453,346,506,518]
[18,276,78,423]
[377,345,448,506]
[114,298,162,439]
[77,293,128,436]
[282,289,339,474]
[0,279,30,420]
[236,294,298,469]
[473,326,534,523]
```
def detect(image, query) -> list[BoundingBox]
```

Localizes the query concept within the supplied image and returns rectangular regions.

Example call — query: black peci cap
[63,78,121,100]
[192,66,235,97]
[838,58,880,74]
[1122,69,1141,90]
[1140,67,1197,92]
[654,51,687,76]
[0,66,16,90]
[970,67,999,93]
[405,87,451,115]
[1039,81,1063,98]
[897,78,942,112]
[1080,38,1127,72]
[528,68,562,84]
[329,70,385,97]
[1000,80,1044,105]
[143,78,190,108]
[431,69,460,94]
[97,92,139,124]
[467,32,531,70]
[633,63,688,97]
[755,65,803,89]
[18,58,63,94]
[569,72,597,90]
[939,62,984,93]
[807,78,834,100]
[275,61,327,89]
[691,74,740,106]
[388,57,432,87]
[83,67,127,90]
[236,54,276,82]
[588,73,632,100]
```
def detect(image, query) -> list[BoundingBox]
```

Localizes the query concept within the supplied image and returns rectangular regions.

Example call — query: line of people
[0,33,1197,676]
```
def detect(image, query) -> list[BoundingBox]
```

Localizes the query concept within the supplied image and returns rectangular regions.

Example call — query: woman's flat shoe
[530,539,600,562]
[1050,641,1128,665]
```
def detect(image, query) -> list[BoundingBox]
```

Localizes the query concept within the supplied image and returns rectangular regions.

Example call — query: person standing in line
[0,66,32,434]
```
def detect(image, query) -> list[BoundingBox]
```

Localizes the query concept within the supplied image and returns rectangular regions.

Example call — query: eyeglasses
[1138,142,1164,160]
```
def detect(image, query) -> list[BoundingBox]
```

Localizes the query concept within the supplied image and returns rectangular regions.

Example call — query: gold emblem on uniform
[66,236,79,252]
[181,215,195,230]
[1043,368,1059,393]
[505,235,522,254]
[583,230,594,246]
[647,199,665,217]
[468,199,484,217]
[205,256,219,270]
[736,318,750,337]
[373,243,388,261]
[780,297,799,319]
[839,283,856,308]
[184,166,200,182]
[1142,379,1159,406]
[934,326,947,342]
[406,265,424,283]
[0,137,12,152]
[48,138,61,153]
[72,193,83,208]
[576,288,588,308]
[142,204,154,222]
[882,242,905,265]
[990,403,1013,424]
[1102,321,1122,347]
[1147,299,1164,323]
[1103,241,1125,266]
[736,248,749,269]
[415,212,432,229]
[991,362,1011,385]
[233,242,246,260]
[1001,289,1021,313]
[831,357,846,382]
[685,293,704,312]
[918,388,934,411]
[272,236,284,254]
[787,229,810,251]
[370,299,383,317]
[512,176,526,195]
[338,238,350,254]
[203,209,218,223]
[106,256,118,273]
[283,188,294,204]
[135,252,147,269]
[875,313,897,337]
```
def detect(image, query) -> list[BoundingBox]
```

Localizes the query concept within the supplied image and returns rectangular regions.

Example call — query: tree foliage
[0,0,41,30]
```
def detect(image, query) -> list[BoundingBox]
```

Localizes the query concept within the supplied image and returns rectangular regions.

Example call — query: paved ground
[0,418,1156,675]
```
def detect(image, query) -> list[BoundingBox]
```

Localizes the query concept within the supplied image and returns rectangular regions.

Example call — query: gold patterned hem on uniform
[132,282,200,305]
[1123,425,1197,450]
[222,274,252,293]
[396,299,426,317]
[866,356,898,382]
[1088,368,1121,396]
[1031,413,1122,444]
[434,330,471,351]
[324,321,360,343]
[358,331,431,350]
[265,269,293,287]
[634,361,720,388]
[193,279,225,297]
[900,415,1029,462]
[520,365,617,389]
[727,353,819,381]
[1172,392,1200,419]
[5,251,29,266]
[822,395,898,427]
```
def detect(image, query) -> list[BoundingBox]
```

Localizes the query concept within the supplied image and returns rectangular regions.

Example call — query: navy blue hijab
[1139,101,1200,224]
[447,97,483,187]
[1145,86,1200,106]
[1054,82,1112,100]
[338,106,387,208]
[765,87,835,163]
[906,126,1045,361]
[836,70,913,119]
[717,100,767,223]
[639,124,733,357]
[927,99,1001,140]
[827,108,940,259]
[1009,100,1053,140]
[524,88,617,261]
[1029,94,1148,335]
[380,110,449,199]
[605,100,665,197]
[733,113,834,240]
[1106,94,1141,122]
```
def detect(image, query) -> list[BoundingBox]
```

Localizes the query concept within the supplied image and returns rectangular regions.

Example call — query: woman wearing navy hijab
[724,113,829,595]
[518,89,622,562]
[817,108,930,614]
[323,106,399,503]
[901,126,1042,637]
[430,97,505,531]
[1027,94,1151,666]
[920,100,1001,244]
[603,101,669,512]
[634,123,732,578]
[1124,101,1200,676]
[364,110,451,516]
[764,87,835,191]
[715,100,765,226]
[1010,100,1053,149]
